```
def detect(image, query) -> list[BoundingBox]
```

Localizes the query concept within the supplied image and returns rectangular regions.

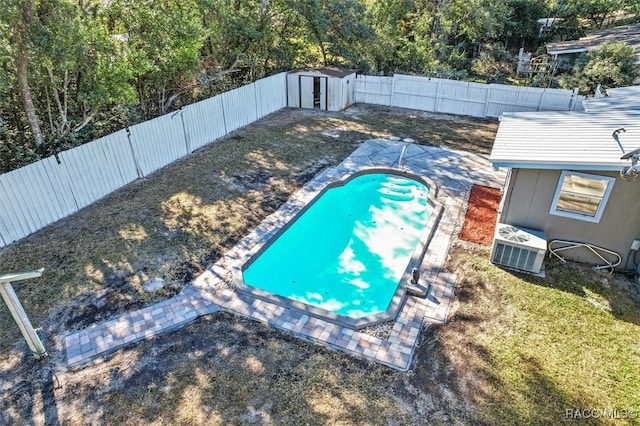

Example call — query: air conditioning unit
[491,224,547,274]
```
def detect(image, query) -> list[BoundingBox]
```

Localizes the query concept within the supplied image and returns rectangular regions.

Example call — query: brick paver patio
[64,139,505,371]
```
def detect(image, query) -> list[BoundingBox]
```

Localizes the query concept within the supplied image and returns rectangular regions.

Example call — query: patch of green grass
[441,248,640,425]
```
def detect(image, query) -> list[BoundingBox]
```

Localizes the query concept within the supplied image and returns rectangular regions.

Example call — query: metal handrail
[548,239,621,274]
[0,268,48,359]
[0,268,44,284]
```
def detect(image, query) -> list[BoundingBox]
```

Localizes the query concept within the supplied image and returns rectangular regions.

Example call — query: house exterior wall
[499,168,640,268]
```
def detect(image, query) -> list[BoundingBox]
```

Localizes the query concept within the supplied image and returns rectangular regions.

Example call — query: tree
[196,0,303,82]
[430,0,510,61]
[32,0,137,142]
[471,43,515,80]
[559,42,640,94]
[0,10,38,172]
[502,0,549,51]
[7,0,45,147]
[287,0,374,68]
[363,0,438,75]
[564,0,624,29]
[106,0,206,118]
[623,0,640,20]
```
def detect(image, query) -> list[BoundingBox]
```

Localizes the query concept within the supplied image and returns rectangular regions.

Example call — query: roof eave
[490,160,623,171]
[547,47,589,55]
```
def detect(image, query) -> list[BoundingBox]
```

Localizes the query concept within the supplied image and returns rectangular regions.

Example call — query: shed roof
[289,67,355,78]
[546,23,640,56]
[489,111,640,171]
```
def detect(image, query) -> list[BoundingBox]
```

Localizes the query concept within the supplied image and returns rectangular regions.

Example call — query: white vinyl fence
[0,72,288,248]
[355,74,584,117]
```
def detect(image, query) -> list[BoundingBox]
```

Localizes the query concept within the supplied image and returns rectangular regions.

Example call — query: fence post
[171,107,191,155]
[435,79,442,113]
[594,84,603,98]
[483,84,492,117]
[569,88,580,111]
[251,81,262,120]
[126,127,144,178]
[181,111,190,153]
[172,107,191,155]
[390,75,396,107]
[0,269,48,359]
[537,89,547,111]
[220,94,229,135]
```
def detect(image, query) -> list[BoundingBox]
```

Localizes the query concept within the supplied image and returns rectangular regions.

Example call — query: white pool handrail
[548,239,621,274]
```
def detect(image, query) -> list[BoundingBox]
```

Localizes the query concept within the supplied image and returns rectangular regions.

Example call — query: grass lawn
[442,247,640,425]
[1,104,638,425]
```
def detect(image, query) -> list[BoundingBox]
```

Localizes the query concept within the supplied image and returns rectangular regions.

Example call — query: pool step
[386,176,415,186]
[379,182,413,193]
[378,187,415,201]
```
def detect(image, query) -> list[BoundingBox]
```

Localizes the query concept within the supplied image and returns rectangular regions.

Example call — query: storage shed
[489,110,640,270]
[287,67,356,111]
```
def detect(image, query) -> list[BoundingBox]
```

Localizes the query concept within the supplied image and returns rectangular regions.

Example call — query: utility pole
[0,268,48,359]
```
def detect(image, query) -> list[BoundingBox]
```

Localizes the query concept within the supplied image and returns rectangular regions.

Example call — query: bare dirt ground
[0,104,499,425]
[4,314,479,425]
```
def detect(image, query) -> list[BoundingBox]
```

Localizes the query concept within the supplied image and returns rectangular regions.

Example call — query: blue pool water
[242,173,433,319]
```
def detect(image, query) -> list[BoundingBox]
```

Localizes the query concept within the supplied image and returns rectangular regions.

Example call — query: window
[549,171,615,223]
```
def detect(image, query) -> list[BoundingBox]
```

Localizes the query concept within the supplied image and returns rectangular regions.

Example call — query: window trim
[549,170,615,223]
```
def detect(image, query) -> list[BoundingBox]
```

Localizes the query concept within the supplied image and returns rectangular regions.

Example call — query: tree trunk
[318,40,327,65]
[14,0,44,147]
[308,24,327,65]
[16,56,43,147]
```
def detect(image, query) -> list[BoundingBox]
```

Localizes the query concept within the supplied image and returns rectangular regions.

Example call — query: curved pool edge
[231,167,444,330]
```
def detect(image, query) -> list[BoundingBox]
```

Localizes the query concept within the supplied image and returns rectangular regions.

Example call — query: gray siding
[499,168,640,268]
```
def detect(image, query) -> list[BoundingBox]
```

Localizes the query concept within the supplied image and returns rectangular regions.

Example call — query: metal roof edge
[547,47,589,55]
[489,161,622,171]
[498,109,640,120]
[288,67,356,78]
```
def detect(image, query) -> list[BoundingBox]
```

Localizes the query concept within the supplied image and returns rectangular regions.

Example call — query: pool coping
[232,167,444,330]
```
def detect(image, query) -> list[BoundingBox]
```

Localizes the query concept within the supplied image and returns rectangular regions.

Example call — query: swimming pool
[234,169,443,328]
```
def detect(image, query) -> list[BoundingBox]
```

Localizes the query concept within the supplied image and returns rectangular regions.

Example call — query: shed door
[299,76,327,110]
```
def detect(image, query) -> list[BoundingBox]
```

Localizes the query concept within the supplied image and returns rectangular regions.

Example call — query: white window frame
[549,171,615,223]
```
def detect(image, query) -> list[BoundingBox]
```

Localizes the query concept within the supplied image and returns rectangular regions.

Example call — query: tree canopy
[559,42,640,94]
[1,0,639,172]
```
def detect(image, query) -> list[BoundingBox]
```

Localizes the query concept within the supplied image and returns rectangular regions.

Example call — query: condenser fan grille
[498,225,531,243]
